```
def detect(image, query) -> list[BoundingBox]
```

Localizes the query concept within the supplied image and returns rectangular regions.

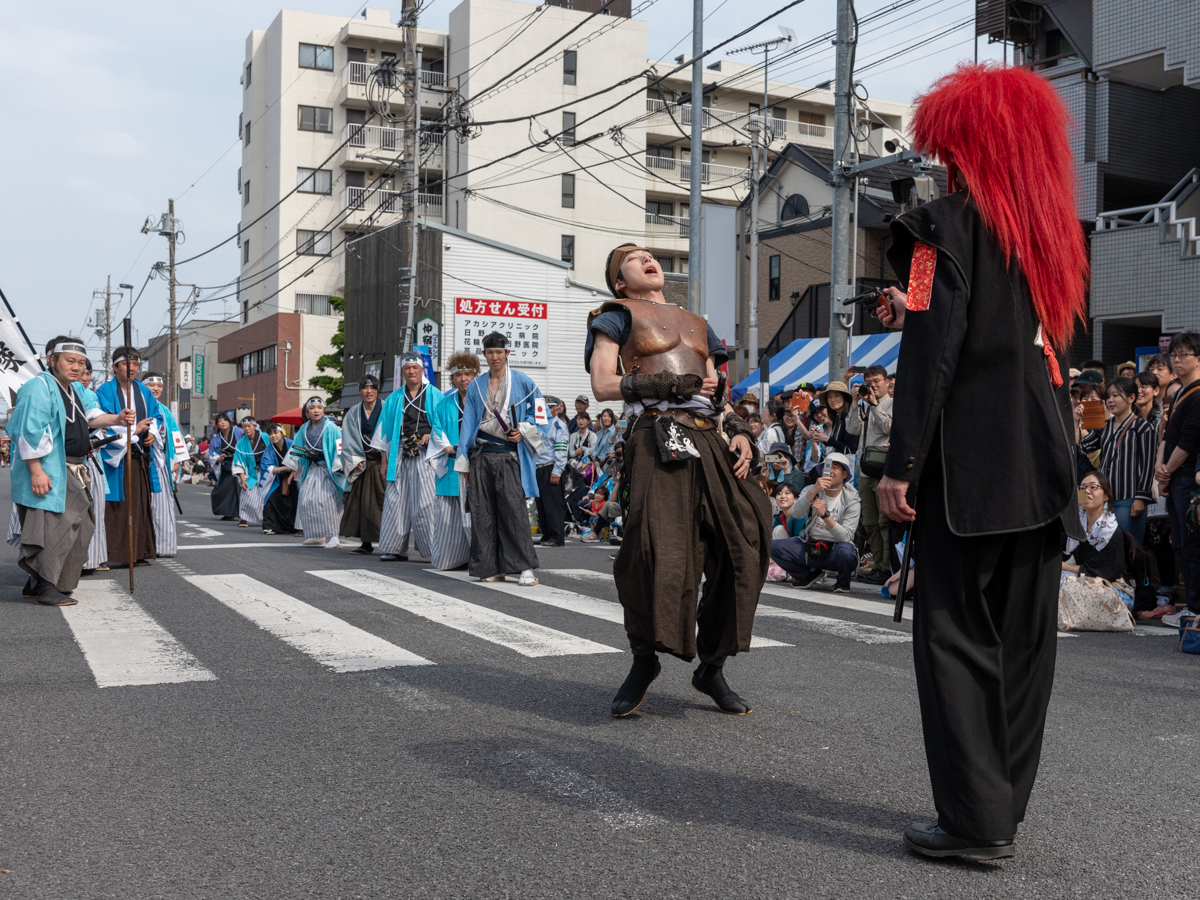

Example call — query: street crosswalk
[31,565,920,689]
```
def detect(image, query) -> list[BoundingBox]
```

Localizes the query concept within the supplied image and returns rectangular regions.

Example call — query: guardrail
[645,211,689,238]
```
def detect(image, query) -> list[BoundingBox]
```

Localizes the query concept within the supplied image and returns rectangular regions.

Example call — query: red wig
[909,63,1088,349]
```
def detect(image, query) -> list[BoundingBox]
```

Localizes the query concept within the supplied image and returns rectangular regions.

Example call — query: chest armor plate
[593,298,710,378]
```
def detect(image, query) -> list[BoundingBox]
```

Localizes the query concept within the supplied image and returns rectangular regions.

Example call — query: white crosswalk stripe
[61,582,217,688]
[311,568,621,658]
[433,570,793,649]
[187,573,433,672]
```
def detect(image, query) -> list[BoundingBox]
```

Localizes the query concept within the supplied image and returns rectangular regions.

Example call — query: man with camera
[768,452,860,592]
[846,364,893,578]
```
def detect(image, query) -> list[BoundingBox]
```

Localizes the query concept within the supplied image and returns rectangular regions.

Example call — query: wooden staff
[123,317,135,593]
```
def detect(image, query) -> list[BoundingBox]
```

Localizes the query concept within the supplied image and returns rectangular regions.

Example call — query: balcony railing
[645,211,689,238]
[341,186,403,215]
[418,192,443,210]
[680,160,750,186]
[421,69,444,87]
[645,96,808,141]
[645,154,676,171]
[343,123,401,151]
[343,61,372,86]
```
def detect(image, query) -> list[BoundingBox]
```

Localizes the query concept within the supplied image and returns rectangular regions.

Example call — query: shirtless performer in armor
[586,244,772,716]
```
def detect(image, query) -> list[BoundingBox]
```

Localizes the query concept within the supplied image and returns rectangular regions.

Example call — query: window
[296,293,334,315]
[244,119,251,144]
[241,355,252,379]
[237,166,242,192]
[796,110,825,126]
[297,167,333,194]
[561,235,575,265]
[659,257,674,273]
[243,181,250,206]
[238,111,242,138]
[781,194,810,220]
[239,347,277,378]
[563,50,577,85]
[646,199,673,223]
[244,63,251,87]
[243,240,250,265]
[561,173,575,209]
[299,43,334,71]
[298,105,333,133]
[242,299,249,324]
[768,255,781,301]
[562,111,576,146]
[297,230,332,256]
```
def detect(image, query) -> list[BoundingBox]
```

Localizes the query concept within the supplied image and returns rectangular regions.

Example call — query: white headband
[113,355,141,366]
[449,364,479,375]
[52,342,88,357]
[142,376,164,385]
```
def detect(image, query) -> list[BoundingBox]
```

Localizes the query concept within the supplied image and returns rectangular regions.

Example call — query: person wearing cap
[373,351,443,562]
[770,451,861,592]
[96,344,168,568]
[338,373,385,554]
[568,395,590,435]
[765,441,805,494]
[1117,360,1136,380]
[290,396,345,549]
[428,351,480,569]
[139,371,182,556]
[232,417,269,529]
[587,243,770,717]
[810,381,857,456]
[532,394,570,548]
[7,336,134,603]
[206,413,244,521]
[454,331,545,586]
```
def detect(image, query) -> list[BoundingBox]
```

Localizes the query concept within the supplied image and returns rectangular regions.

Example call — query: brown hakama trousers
[614,421,772,663]
[105,451,158,564]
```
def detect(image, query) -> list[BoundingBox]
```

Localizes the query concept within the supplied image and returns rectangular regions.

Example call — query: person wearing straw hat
[8,337,134,603]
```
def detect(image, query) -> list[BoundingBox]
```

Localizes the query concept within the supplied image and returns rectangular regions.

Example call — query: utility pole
[104,277,113,382]
[142,202,182,415]
[401,0,421,352]
[686,0,703,316]
[827,0,855,381]
[733,28,793,395]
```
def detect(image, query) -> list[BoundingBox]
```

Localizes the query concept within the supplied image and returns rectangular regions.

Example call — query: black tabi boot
[30,574,76,607]
[611,648,661,717]
[692,661,752,714]
[22,575,36,598]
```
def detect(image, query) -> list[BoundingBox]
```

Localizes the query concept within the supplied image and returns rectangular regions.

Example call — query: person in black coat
[1063,470,1126,582]
[875,64,1089,862]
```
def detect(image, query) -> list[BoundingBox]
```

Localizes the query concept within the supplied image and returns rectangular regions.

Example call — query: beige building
[232,1,914,400]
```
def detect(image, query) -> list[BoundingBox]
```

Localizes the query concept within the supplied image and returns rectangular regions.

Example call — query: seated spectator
[769,452,860,592]
[1063,471,1126,581]
[765,442,806,492]
[772,483,805,540]
[581,485,621,544]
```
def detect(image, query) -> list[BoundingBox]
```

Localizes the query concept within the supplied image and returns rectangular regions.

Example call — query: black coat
[884,194,1085,539]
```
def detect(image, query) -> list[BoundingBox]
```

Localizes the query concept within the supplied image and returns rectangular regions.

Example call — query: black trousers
[534,464,566,544]
[913,455,1062,841]
[467,450,538,579]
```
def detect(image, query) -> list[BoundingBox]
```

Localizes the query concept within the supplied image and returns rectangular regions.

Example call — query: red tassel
[1043,338,1063,388]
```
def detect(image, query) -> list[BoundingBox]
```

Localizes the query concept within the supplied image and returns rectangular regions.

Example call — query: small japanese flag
[534,397,549,425]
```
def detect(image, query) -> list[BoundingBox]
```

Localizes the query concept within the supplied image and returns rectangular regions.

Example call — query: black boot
[22,574,36,598]
[30,574,76,607]
[692,662,751,714]
[611,649,661,717]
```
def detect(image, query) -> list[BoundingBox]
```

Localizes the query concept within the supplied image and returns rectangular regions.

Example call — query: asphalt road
[1,478,1198,899]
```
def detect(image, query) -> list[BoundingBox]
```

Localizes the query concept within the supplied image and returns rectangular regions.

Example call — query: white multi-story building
[231,0,912,414]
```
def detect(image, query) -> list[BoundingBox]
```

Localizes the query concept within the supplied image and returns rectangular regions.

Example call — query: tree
[308,295,345,403]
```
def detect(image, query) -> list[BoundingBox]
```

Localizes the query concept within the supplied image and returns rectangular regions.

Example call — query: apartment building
[229,0,913,404]
[141,319,240,437]
[988,0,1200,365]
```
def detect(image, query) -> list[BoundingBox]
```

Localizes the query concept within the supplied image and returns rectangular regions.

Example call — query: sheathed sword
[893,485,916,622]
[122,317,135,594]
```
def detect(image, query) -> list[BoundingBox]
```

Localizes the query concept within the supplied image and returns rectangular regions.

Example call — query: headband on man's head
[113,353,141,366]
[399,352,424,368]
[51,342,89,358]
[449,363,478,375]
[240,416,257,426]
[605,244,649,298]
[358,373,381,389]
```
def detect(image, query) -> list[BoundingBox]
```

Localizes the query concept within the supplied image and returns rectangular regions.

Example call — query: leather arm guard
[720,412,761,465]
[619,372,705,404]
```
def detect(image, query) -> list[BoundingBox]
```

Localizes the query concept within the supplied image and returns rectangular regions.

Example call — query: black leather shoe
[903,822,1015,861]
[611,654,662,717]
[692,663,752,714]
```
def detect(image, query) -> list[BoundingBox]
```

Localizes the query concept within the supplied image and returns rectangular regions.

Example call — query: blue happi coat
[95,378,163,502]
[454,367,543,499]
[6,373,91,513]
[291,419,346,492]
[376,382,443,483]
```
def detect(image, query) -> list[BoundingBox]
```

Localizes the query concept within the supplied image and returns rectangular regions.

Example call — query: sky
[0,0,998,363]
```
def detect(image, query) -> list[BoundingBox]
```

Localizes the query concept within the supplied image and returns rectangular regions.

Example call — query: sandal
[1139,604,1176,619]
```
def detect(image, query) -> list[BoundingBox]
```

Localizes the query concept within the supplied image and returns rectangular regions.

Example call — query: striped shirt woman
[1077,377,1156,544]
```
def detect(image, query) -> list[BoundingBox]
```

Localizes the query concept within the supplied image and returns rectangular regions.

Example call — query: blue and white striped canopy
[731,334,902,399]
